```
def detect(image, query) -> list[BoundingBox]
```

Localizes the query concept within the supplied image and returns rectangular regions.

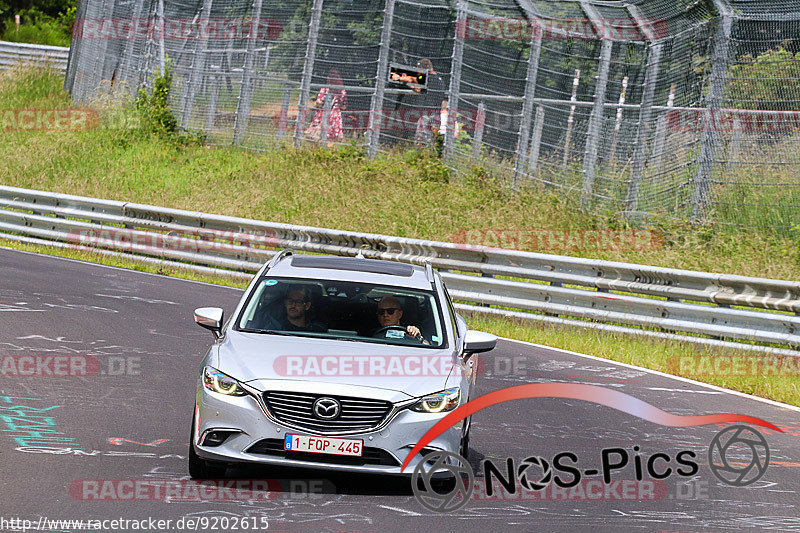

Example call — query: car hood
[217,331,460,399]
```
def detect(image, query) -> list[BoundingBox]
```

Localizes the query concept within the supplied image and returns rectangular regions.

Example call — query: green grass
[1,67,798,280]
[1,66,800,407]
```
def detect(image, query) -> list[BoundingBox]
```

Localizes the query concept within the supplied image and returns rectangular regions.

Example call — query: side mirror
[463,330,497,354]
[194,307,224,340]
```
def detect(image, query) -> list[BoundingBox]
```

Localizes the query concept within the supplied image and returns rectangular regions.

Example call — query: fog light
[201,430,238,447]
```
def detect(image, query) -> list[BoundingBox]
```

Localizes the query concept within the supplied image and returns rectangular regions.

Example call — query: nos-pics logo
[402,384,780,513]
[412,424,771,513]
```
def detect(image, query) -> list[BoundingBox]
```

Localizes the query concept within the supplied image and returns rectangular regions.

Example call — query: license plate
[284,433,363,457]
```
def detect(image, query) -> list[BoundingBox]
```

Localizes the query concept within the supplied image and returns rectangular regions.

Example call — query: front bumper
[193,385,463,475]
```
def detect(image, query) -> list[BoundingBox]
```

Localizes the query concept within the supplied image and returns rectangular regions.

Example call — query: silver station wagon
[190,251,496,478]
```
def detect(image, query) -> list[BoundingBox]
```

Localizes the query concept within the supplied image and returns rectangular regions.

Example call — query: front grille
[263,391,393,433]
[247,438,400,467]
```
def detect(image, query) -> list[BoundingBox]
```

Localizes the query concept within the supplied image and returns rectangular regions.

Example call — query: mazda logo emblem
[313,397,341,420]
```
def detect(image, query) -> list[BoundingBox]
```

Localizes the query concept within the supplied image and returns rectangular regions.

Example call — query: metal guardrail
[0,40,69,73]
[1,184,799,355]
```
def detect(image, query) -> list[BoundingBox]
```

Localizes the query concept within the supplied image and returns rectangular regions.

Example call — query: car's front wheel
[189,414,227,479]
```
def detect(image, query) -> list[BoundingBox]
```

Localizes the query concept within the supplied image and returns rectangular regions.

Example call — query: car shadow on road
[220,447,486,496]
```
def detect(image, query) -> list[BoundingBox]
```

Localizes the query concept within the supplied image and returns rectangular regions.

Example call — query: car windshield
[235,277,447,348]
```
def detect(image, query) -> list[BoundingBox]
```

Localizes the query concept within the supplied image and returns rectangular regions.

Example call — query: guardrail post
[294,0,325,147]
[277,85,292,140]
[443,0,467,161]
[512,22,543,190]
[580,39,613,210]
[181,0,214,130]
[624,43,662,217]
[232,0,264,144]
[691,10,732,221]
[366,0,394,158]
[528,105,545,176]
[471,102,486,161]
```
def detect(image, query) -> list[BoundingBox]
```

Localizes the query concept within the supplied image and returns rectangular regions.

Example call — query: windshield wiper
[326,336,363,343]
[240,328,294,336]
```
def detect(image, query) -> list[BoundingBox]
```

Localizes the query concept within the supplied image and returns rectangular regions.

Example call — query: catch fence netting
[64,0,800,229]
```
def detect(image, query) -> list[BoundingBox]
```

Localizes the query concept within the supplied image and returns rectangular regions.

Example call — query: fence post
[64,0,91,96]
[367,0,395,159]
[181,0,214,130]
[728,116,743,169]
[117,0,144,90]
[528,105,545,176]
[624,43,662,216]
[231,0,264,145]
[691,8,732,221]
[157,0,166,73]
[319,91,333,144]
[444,0,467,161]
[294,0,325,147]
[471,102,486,161]
[512,22,543,190]
[580,38,613,210]
[609,75,628,163]
[562,69,580,166]
[204,65,220,133]
[277,85,292,140]
[97,0,115,83]
[651,82,675,172]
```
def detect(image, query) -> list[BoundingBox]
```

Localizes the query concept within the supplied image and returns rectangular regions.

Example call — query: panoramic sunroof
[290,255,414,277]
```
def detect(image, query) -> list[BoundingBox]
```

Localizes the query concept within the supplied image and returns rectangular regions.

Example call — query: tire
[189,415,227,479]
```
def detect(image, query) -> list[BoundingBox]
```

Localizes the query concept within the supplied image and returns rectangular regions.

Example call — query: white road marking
[376,505,422,516]
[647,387,722,394]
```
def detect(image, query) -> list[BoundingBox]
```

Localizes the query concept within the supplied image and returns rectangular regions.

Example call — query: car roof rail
[267,249,293,270]
[424,260,435,286]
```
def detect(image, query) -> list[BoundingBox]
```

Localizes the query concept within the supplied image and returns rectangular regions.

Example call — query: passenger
[279,286,326,333]
[374,295,429,344]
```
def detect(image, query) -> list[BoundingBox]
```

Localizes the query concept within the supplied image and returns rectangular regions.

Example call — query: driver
[374,296,429,344]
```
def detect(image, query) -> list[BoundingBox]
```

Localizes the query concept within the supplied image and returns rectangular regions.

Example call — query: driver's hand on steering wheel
[406,326,430,345]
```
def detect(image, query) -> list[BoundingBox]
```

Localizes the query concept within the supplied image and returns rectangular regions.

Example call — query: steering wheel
[373,325,426,344]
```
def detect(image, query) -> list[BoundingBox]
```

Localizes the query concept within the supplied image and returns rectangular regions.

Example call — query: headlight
[410,387,460,413]
[203,367,247,396]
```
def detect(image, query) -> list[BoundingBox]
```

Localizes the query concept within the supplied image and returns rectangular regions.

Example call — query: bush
[134,63,203,146]
[0,7,74,47]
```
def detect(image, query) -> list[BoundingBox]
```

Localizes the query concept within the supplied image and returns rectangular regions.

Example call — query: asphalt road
[1,247,798,532]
